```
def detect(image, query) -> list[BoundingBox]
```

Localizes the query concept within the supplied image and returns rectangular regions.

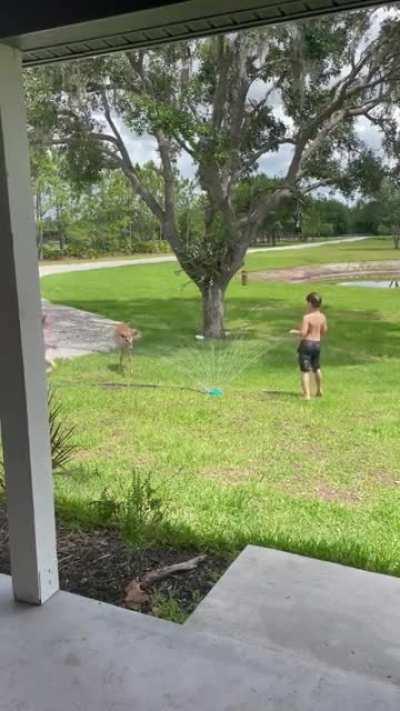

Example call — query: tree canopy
[26,7,400,335]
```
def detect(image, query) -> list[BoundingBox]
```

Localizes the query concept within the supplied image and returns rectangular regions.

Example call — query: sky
[119,114,386,202]
[116,6,395,202]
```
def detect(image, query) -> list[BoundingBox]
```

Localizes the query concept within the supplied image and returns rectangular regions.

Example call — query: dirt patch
[0,501,229,621]
[367,470,400,488]
[199,466,255,485]
[277,477,362,506]
[312,483,362,505]
[250,260,400,283]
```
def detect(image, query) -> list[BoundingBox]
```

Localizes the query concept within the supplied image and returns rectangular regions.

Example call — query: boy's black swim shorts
[298,340,321,373]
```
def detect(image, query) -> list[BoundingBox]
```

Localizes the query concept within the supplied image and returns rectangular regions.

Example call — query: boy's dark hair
[306,292,322,308]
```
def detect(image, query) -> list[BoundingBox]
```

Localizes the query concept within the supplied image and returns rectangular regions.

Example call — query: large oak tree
[26,8,400,336]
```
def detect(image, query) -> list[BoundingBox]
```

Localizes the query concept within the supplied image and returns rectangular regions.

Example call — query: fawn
[114,323,141,370]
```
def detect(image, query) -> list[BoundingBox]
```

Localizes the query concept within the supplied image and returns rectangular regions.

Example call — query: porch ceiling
[0,0,391,66]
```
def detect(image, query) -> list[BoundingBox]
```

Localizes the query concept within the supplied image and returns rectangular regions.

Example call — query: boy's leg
[301,372,311,400]
[298,347,311,400]
[314,369,323,397]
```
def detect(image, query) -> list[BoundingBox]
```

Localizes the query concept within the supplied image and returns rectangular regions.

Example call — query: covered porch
[0,1,399,708]
[1,545,400,709]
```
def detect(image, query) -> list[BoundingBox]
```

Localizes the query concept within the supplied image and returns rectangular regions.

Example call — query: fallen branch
[123,554,207,610]
[142,554,207,588]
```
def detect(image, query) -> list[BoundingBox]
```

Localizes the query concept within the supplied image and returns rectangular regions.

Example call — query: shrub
[67,239,100,259]
[62,237,171,258]
[90,470,167,547]
[121,470,166,546]
[128,239,170,254]
[41,243,64,260]
[320,223,334,237]
[0,388,77,478]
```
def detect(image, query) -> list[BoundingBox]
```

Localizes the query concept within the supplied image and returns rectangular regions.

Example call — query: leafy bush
[121,470,165,546]
[320,223,334,237]
[58,236,170,259]
[0,389,77,479]
[41,243,64,260]
[90,470,167,547]
[67,239,100,259]
[134,239,170,254]
[92,487,121,523]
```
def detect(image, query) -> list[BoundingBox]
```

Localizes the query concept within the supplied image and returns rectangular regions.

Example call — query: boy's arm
[321,316,328,336]
[290,316,309,338]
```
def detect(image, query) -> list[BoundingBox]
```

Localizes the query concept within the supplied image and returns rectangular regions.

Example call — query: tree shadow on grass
[261,390,299,400]
[48,295,400,368]
[50,297,200,353]
[50,494,400,579]
[228,297,400,367]
[108,363,122,374]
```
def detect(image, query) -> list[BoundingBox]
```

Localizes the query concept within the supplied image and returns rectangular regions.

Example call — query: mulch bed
[0,501,229,620]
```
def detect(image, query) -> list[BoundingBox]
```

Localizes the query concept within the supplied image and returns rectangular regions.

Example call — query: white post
[0,44,59,604]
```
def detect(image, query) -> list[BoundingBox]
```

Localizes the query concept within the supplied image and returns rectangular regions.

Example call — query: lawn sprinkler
[168,338,264,399]
[205,386,224,397]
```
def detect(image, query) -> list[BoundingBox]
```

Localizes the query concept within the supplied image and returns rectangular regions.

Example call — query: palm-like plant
[48,387,76,471]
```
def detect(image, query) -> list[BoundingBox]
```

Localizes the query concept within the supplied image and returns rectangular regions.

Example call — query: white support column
[0,44,59,604]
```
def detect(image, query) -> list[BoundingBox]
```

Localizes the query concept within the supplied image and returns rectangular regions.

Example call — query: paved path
[39,235,370,278]
[42,300,118,361]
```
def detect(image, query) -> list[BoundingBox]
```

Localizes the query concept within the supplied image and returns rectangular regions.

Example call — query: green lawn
[41,236,400,577]
[246,236,399,271]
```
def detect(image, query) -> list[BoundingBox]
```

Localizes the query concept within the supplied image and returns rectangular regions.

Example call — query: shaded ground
[0,502,229,621]
[251,259,400,283]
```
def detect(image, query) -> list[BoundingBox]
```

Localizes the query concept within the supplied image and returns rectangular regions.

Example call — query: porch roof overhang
[0,0,391,67]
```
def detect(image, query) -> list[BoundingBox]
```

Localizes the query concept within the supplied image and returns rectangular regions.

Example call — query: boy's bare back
[302,311,327,342]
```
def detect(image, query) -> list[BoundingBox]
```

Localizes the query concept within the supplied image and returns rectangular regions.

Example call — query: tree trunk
[201,282,226,338]
[36,191,43,260]
[37,229,44,260]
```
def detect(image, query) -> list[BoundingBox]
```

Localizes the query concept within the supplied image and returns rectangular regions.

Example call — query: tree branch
[98,87,165,222]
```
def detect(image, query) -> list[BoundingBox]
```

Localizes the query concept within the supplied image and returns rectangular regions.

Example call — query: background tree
[67,166,163,256]
[31,150,58,258]
[374,178,400,247]
[26,8,400,336]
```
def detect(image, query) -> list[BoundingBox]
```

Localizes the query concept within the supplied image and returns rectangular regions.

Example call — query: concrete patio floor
[1,546,400,709]
[188,546,400,686]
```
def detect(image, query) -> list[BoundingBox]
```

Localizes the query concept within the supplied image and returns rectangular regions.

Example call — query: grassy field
[41,236,400,577]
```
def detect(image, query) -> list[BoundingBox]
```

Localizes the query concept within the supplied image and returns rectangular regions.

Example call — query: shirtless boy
[290,292,328,400]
